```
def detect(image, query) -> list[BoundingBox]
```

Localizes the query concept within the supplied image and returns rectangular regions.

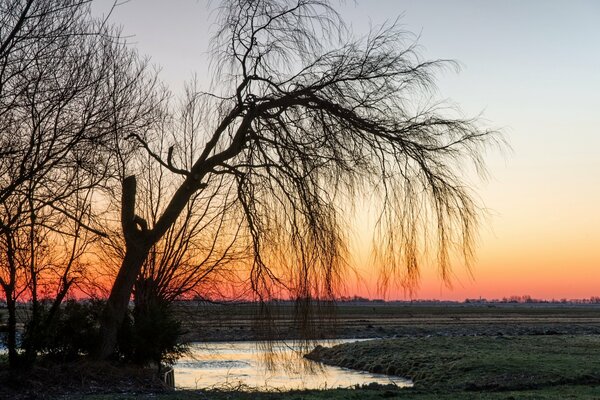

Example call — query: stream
[174,339,412,390]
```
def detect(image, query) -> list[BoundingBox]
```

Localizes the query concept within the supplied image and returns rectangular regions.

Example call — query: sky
[92,0,600,301]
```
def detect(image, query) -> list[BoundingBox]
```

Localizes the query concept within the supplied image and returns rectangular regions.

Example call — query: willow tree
[99,0,499,358]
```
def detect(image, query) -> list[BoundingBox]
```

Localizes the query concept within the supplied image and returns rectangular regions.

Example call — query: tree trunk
[97,176,152,360]
[6,296,18,368]
[97,246,148,360]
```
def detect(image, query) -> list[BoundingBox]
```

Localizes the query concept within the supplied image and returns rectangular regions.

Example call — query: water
[174,339,412,390]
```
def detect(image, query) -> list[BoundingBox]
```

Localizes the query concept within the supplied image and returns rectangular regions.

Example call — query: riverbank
[7,335,600,399]
[5,303,600,398]
[18,386,600,400]
[305,335,600,396]
[0,359,166,399]
[59,384,600,399]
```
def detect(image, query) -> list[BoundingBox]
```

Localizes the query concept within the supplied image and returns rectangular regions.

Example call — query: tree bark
[97,172,203,359]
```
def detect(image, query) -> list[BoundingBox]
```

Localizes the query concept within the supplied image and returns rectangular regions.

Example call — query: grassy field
[307,335,600,390]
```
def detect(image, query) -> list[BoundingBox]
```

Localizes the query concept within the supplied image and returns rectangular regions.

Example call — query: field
[5,300,600,342]
[307,335,600,391]
[174,301,600,341]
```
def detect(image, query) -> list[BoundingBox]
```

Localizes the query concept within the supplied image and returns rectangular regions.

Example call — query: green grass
[306,335,600,392]
[6,326,600,398]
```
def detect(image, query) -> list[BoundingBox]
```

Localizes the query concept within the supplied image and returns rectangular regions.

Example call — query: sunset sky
[93,0,600,301]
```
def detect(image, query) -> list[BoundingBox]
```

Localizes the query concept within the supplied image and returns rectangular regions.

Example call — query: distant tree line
[465,296,600,304]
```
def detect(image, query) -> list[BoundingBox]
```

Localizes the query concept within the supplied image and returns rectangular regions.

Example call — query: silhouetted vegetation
[22,300,103,363]
[98,0,500,359]
[0,0,161,369]
[118,279,188,366]
[1,1,502,395]
[0,296,185,370]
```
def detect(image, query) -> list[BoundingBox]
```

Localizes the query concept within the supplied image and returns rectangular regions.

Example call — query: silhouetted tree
[99,90,248,304]
[99,0,500,358]
[0,0,162,367]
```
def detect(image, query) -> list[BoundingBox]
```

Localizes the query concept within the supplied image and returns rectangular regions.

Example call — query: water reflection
[175,339,412,390]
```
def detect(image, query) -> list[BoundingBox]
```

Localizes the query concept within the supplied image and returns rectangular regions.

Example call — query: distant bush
[0,312,6,346]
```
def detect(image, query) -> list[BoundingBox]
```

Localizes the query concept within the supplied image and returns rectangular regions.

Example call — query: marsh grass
[306,335,600,391]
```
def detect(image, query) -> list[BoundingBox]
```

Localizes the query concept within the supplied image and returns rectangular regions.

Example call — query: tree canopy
[98,0,500,358]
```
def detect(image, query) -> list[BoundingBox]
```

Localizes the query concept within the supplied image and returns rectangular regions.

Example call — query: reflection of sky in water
[175,339,412,390]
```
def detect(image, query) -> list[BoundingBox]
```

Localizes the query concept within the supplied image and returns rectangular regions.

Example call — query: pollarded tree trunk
[97,245,149,360]
[97,176,152,360]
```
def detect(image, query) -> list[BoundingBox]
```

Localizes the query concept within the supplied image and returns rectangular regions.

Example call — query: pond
[174,339,412,390]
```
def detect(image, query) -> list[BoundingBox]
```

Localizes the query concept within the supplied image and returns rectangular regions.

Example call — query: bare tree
[0,173,98,365]
[99,0,500,359]
[0,0,163,367]
[0,0,163,214]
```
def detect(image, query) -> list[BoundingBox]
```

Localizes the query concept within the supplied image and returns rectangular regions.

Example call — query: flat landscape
[174,301,600,342]
[1,1,597,399]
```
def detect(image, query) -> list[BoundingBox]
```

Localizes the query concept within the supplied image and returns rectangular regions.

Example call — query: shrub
[21,292,187,367]
[118,296,188,366]
[22,299,104,362]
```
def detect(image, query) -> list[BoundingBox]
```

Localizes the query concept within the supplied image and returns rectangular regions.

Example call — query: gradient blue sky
[93,1,600,300]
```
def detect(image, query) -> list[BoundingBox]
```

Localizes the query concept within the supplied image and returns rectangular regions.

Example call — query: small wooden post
[162,366,175,388]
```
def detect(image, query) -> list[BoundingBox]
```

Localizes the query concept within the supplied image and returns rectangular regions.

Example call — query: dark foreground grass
[0,360,165,399]
[69,384,600,399]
